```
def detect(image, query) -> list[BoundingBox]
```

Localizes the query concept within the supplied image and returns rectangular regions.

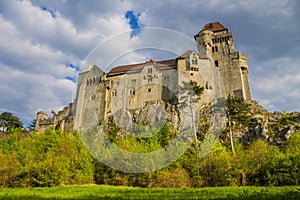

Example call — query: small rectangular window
[130,88,135,95]
[214,60,219,67]
[148,68,152,73]
[192,58,198,65]
[131,79,136,84]
[148,88,151,93]
[148,77,153,83]
[163,85,168,91]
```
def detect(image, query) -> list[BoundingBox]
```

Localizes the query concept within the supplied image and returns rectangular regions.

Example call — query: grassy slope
[0,185,300,200]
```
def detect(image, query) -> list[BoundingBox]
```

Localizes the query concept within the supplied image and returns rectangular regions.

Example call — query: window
[192,58,197,65]
[148,68,152,73]
[131,79,136,84]
[86,80,89,86]
[163,85,168,91]
[148,88,152,93]
[164,76,169,81]
[214,60,219,67]
[91,94,96,100]
[112,90,117,97]
[148,77,153,83]
[215,46,218,52]
[205,81,209,89]
[190,73,193,76]
[130,88,135,95]
[212,47,215,53]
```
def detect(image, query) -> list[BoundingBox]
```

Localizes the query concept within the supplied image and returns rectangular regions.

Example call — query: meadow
[0,185,300,200]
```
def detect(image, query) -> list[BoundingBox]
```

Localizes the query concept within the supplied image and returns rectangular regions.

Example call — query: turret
[35,111,47,131]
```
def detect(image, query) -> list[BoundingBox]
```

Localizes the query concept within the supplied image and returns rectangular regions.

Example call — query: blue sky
[125,10,142,37]
[0,0,299,126]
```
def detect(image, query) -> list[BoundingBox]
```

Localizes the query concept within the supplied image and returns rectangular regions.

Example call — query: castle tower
[194,22,251,100]
[73,65,105,130]
[35,111,47,131]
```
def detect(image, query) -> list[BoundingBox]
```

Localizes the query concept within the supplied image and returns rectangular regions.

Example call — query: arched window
[192,57,198,65]
[112,90,117,97]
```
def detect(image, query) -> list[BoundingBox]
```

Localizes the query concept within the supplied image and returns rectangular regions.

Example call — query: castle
[35,22,251,132]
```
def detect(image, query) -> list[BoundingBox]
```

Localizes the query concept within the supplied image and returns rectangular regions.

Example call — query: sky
[0,0,299,126]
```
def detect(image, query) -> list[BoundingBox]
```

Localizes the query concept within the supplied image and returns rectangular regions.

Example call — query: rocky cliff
[105,99,300,149]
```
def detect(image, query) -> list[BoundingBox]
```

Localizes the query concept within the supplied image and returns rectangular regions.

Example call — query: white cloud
[0,0,299,126]
[251,56,300,111]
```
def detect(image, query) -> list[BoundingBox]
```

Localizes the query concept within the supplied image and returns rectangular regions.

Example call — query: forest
[0,97,299,188]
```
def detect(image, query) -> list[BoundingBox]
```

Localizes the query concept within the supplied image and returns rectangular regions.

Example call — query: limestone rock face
[231,102,299,148]
[196,100,300,148]
[110,101,180,137]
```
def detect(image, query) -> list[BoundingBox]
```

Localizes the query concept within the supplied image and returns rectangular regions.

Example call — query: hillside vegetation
[0,97,300,188]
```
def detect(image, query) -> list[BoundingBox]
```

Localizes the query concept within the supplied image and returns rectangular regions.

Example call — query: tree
[0,112,23,131]
[226,96,251,154]
[27,119,36,131]
[179,80,204,179]
[179,80,204,143]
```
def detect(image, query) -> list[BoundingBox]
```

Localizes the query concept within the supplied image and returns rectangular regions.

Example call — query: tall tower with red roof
[194,22,251,100]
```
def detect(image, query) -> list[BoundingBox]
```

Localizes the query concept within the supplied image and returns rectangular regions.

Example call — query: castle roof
[107,59,177,76]
[107,50,208,76]
[201,22,228,33]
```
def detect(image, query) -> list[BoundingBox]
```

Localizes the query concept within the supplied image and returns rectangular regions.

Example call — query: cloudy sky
[0,0,299,126]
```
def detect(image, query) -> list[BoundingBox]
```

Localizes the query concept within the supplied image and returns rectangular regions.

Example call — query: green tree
[179,80,204,143]
[179,80,204,180]
[226,96,251,154]
[0,112,23,131]
[27,119,36,131]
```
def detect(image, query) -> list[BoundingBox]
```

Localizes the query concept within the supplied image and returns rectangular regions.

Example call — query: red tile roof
[201,22,228,33]
[107,59,177,76]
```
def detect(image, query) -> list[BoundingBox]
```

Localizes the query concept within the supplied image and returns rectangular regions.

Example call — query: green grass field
[0,185,299,200]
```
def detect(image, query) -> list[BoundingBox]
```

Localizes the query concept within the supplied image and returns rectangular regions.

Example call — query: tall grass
[0,185,299,200]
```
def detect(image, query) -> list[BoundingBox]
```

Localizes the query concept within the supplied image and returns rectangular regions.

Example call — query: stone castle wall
[35,22,251,132]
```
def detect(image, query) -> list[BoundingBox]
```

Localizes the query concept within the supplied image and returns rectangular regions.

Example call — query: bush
[0,128,94,187]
